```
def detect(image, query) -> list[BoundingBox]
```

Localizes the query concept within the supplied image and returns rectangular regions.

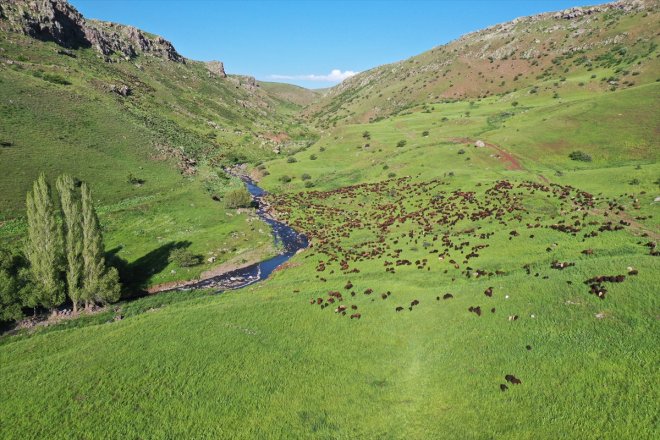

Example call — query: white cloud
[269,69,358,83]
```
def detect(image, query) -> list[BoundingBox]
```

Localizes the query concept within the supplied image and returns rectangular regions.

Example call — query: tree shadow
[106,241,192,299]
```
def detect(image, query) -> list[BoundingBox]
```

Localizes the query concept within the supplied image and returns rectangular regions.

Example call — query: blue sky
[71,0,601,89]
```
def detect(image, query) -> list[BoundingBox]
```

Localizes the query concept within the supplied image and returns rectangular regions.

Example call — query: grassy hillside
[259,81,321,107]
[0,5,315,287]
[306,0,659,126]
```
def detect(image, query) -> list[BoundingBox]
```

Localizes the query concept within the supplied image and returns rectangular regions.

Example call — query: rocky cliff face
[205,60,227,77]
[0,0,185,62]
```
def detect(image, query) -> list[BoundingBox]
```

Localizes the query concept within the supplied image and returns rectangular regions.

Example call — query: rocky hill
[0,0,316,217]
[306,0,659,126]
[0,0,184,62]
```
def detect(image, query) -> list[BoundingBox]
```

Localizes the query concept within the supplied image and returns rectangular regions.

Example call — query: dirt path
[449,137,550,183]
[450,137,523,171]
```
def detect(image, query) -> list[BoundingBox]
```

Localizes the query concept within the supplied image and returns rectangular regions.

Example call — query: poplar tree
[56,174,84,314]
[25,174,64,311]
[80,182,120,307]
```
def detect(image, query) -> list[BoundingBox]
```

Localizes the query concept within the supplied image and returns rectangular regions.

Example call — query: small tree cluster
[568,151,592,162]
[20,174,120,316]
[168,248,201,267]
[224,188,252,209]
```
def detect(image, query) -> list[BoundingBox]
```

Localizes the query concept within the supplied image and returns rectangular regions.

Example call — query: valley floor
[1,71,658,440]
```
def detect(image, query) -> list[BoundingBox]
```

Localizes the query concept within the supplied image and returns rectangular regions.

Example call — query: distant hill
[259,81,321,107]
[307,0,659,126]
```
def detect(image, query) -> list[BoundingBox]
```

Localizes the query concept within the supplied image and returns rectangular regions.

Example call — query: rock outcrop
[205,60,227,78]
[0,0,185,62]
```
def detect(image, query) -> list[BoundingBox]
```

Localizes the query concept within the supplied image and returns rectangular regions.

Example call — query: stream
[174,177,308,292]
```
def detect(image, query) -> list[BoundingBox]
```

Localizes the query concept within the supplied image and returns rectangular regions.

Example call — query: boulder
[109,84,131,96]
[205,61,227,78]
[474,140,486,148]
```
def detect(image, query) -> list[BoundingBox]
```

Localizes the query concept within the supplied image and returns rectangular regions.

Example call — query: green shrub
[301,173,311,181]
[168,248,201,267]
[396,140,407,148]
[224,188,252,208]
[42,73,71,85]
[304,181,315,188]
[280,175,292,183]
[309,154,317,160]
[387,172,396,178]
[287,156,297,163]
[422,131,429,137]
[457,149,466,155]
[127,173,145,185]
[568,151,592,162]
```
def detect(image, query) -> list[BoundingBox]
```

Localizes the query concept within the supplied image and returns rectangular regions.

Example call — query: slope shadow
[107,241,192,299]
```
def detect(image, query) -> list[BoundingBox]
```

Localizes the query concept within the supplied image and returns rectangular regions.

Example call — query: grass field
[1,1,659,438]
[2,80,658,437]
[1,173,657,438]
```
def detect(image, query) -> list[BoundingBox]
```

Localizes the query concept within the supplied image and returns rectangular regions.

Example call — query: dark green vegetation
[0,0,659,439]
[2,173,120,320]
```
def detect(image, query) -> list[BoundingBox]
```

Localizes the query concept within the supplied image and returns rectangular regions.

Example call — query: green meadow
[1,1,659,439]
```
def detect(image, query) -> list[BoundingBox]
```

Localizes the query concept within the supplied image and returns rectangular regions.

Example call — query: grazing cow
[500,384,508,392]
[505,374,522,385]
[468,306,482,316]
[443,293,453,300]
[484,287,493,297]
[526,345,532,351]
[350,313,361,319]
[508,315,519,321]
[411,300,420,307]
[395,306,404,312]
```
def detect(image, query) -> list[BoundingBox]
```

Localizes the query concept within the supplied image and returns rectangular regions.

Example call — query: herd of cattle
[268,175,653,389]
[269,176,652,312]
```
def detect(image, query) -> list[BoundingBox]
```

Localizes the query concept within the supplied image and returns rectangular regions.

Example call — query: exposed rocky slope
[1,0,184,62]
[307,0,659,125]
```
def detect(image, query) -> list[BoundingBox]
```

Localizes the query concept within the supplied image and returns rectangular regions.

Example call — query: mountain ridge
[308,0,658,125]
